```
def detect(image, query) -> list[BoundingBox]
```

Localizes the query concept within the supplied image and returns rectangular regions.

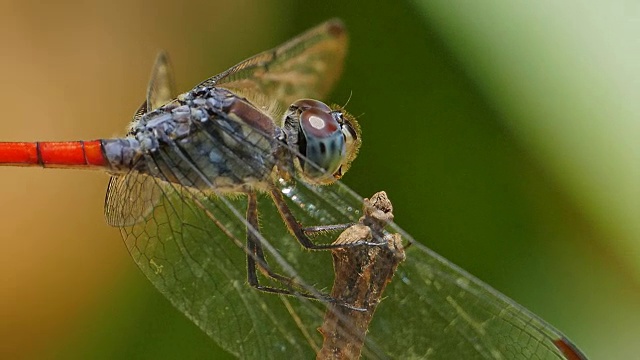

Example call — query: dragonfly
[0,19,587,359]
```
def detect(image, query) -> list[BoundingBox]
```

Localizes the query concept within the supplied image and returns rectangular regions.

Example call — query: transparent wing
[285,179,586,359]
[146,51,176,110]
[128,51,178,126]
[104,111,584,359]
[105,172,327,358]
[198,18,348,124]
[105,173,163,227]
[105,51,178,226]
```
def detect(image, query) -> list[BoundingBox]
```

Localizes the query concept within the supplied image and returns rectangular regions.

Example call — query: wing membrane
[120,175,318,359]
[105,173,163,226]
[283,170,583,359]
[199,18,348,123]
[146,51,177,110]
[105,51,178,226]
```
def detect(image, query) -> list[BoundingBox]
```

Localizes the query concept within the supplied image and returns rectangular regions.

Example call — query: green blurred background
[0,0,637,358]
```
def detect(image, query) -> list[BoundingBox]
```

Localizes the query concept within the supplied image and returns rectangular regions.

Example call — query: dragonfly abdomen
[0,140,107,169]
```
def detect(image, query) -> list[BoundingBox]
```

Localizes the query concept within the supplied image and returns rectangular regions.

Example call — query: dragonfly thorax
[104,87,280,193]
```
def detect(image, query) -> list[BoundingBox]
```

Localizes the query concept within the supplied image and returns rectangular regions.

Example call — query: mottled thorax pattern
[104,87,279,192]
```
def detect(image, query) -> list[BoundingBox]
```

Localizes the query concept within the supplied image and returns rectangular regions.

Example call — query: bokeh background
[0,0,637,358]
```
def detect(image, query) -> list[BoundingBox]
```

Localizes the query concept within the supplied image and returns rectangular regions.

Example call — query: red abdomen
[0,140,107,169]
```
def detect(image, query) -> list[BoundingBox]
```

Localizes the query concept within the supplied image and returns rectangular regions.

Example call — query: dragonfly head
[284,99,361,185]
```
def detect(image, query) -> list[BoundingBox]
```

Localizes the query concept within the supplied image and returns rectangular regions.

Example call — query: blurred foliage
[0,0,637,359]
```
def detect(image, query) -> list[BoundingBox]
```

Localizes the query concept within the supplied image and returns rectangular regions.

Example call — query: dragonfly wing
[146,51,177,110]
[281,174,587,359]
[129,52,177,127]
[104,173,164,227]
[131,101,148,122]
[199,18,348,124]
[120,176,321,358]
[105,51,180,227]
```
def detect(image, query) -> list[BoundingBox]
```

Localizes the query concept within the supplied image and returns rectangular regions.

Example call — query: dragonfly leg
[245,191,327,294]
[244,191,366,311]
[270,187,381,249]
[246,190,298,289]
[303,223,355,235]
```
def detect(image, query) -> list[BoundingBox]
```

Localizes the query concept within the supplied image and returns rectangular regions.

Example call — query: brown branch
[317,192,405,360]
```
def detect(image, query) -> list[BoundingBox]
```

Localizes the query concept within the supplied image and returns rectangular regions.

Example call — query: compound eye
[300,107,339,139]
[298,104,345,181]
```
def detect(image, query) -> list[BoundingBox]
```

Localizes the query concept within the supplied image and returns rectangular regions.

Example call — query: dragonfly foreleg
[303,223,355,235]
[269,187,382,249]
